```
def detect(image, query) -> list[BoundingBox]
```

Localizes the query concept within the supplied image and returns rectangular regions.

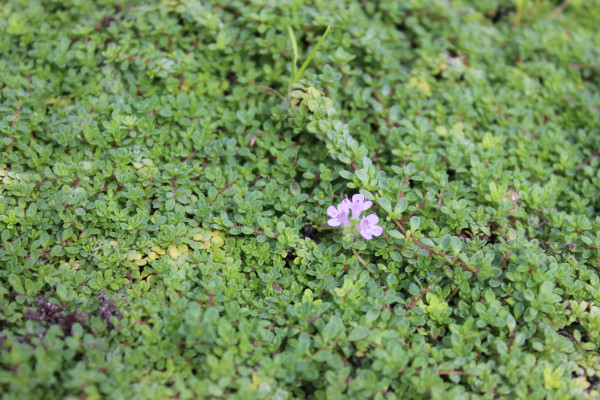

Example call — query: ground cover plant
[1,0,600,398]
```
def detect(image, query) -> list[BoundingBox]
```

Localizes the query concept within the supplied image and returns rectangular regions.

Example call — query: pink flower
[327,200,350,227]
[358,213,383,240]
[348,194,372,219]
[327,194,383,240]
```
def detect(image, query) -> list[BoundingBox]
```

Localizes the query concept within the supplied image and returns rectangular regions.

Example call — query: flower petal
[349,195,365,219]
[370,225,383,237]
[352,194,365,204]
[360,229,373,240]
[365,213,379,224]
[362,200,373,211]
[339,199,351,213]
[327,205,338,218]
[327,218,341,227]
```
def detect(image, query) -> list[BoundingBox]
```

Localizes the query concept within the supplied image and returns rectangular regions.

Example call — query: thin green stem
[352,246,367,266]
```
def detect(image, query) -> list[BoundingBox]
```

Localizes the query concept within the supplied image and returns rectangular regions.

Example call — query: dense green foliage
[1,0,600,398]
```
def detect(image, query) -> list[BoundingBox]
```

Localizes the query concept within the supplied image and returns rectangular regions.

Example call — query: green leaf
[378,197,392,213]
[355,169,368,182]
[506,315,516,331]
[165,199,176,211]
[540,280,554,296]
[8,274,24,294]
[348,326,369,341]
[450,236,462,253]
[395,198,408,215]
[410,216,420,231]
[322,316,342,342]
[389,230,404,240]
[56,283,68,301]
[296,332,310,355]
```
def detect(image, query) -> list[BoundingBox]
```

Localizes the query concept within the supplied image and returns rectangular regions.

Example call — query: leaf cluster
[1,0,600,399]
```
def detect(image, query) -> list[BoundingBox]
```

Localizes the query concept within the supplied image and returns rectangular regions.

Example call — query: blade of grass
[287,26,298,78]
[549,0,569,19]
[291,25,331,85]
[514,0,524,24]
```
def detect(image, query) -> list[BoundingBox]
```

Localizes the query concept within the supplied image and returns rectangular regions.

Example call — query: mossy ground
[1,1,600,399]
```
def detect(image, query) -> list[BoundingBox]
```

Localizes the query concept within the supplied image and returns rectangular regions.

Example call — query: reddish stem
[400,202,426,225]
[393,219,480,274]
[179,71,185,91]
[183,150,197,163]
[12,105,21,127]
[579,150,600,169]
[406,285,434,311]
